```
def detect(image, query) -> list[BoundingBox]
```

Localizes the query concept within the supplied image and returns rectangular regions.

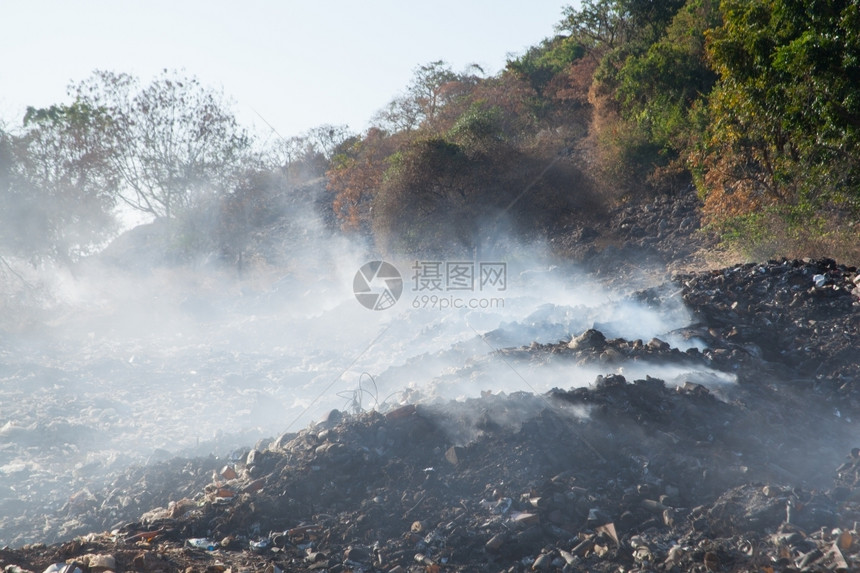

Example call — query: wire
[282,323,392,431]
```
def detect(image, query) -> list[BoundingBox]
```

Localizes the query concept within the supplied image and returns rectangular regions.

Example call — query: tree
[371,129,602,256]
[266,124,355,185]
[611,0,720,174]
[0,106,116,264]
[304,124,354,160]
[698,0,860,220]
[371,136,479,255]
[371,95,424,133]
[558,0,685,53]
[327,127,404,232]
[57,69,255,219]
[507,35,586,97]
[408,60,461,123]
[372,61,480,132]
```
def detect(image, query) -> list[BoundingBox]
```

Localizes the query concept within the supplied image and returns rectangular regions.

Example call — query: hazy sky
[1,1,574,140]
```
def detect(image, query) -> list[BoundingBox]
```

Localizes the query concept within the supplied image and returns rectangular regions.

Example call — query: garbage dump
[1,258,858,572]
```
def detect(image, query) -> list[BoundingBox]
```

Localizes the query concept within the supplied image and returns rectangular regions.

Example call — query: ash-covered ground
[2,187,860,572]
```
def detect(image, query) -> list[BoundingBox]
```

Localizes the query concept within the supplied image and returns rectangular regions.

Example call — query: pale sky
[1,1,574,141]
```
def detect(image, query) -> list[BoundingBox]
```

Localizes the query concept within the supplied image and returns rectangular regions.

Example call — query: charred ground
[2,186,860,572]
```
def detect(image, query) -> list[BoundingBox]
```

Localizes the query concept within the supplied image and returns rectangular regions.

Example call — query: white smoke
[0,218,739,547]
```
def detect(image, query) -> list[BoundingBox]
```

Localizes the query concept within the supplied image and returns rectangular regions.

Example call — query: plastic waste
[249,538,272,552]
[42,564,83,573]
[480,497,512,515]
[186,537,217,550]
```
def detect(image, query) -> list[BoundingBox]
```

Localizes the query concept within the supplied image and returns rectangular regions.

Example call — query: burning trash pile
[676,258,860,391]
[1,258,859,572]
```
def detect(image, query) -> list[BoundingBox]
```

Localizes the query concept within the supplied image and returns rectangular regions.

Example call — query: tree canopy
[701,0,860,216]
[59,70,254,219]
[1,105,115,263]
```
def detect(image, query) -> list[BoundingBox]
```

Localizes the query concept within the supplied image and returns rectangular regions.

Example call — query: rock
[343,544,373,564]
[485,533,506,552]
[318,409,343,429]
[568,329,606,351]
[5,253,860,573]
[511,512,540,527]
[647,337,670,351]
[132,551,171,571]
[246,449,262,466]
[220,465,238,480]
[385,404,416,420]
[532,552,552,570]
[80,554,115,571]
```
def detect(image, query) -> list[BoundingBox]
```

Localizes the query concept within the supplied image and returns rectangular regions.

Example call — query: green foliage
[613,0,720,157]
[507,35,585,95]
[371,130,603,257]
[8,0,856,265]
[1,105,117,263]
[712,202,860,262]
[701,0,860,216]
[447,103,506,153]
[558,0,687,51]
[596,117,668,193]
[372,137,474,255]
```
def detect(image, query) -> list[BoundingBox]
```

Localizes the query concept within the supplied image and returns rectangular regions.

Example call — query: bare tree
[66,70,255,219]
[372,61,481,132]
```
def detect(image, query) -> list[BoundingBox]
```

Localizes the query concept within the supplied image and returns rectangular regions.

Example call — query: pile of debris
[676,258,860,392]
[2,258,859,572]
[2,381,859,573]
[521,258,860,391]
[554,185,713,286]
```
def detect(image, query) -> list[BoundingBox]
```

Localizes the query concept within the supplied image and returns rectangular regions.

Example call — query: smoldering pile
[2,258,859,573]
[676,258,860,390]
[1,378,858,573]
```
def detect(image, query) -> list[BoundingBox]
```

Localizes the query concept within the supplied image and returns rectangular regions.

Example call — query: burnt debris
[2,257,860,571]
